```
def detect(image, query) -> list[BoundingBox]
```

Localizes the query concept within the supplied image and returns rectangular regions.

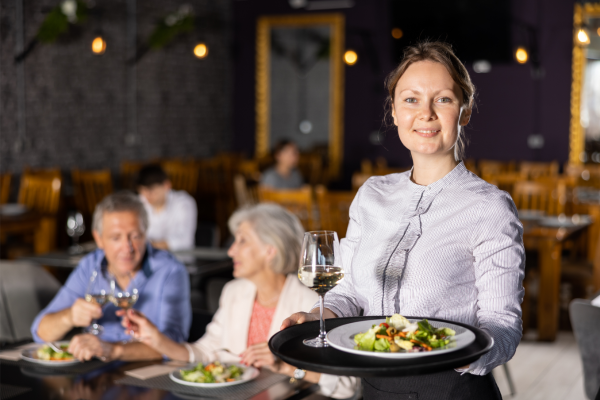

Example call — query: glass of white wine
[84,269,109,336]
[109,272,139,338]
[298,231,344,347]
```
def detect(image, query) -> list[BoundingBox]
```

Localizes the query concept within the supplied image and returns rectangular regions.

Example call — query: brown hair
[385,41,475,160]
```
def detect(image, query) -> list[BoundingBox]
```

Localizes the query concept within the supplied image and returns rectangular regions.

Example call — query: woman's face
[276,144,299,169]
[392,61,471,159]
[227,221,274,280]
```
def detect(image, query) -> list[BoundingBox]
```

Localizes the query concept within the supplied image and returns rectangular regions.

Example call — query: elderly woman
[283,42,525,399]
[123,203,356,398]
[32,192,191,361]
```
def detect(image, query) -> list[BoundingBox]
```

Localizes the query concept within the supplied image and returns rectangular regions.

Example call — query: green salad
[354,314,456,353]
[180,362,245,383]
[36,344,74,361]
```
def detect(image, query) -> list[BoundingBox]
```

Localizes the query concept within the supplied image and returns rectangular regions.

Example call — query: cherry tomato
[380,323,389,328]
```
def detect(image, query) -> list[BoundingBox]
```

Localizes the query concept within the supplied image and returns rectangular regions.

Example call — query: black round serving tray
[269,316,493,377]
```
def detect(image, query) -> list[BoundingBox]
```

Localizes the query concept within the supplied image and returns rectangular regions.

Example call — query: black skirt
[362,370,502,400]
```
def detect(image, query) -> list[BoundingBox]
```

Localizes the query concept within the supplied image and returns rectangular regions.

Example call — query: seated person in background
[137,164,197,251]
[260,140,303,189]
[31,192,191,361]
[122,204,357,399]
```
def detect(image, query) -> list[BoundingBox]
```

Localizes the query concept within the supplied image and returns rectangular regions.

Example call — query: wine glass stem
[318,294,326,341]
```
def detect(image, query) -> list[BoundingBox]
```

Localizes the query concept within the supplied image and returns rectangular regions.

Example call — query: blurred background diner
[1,0,600,399]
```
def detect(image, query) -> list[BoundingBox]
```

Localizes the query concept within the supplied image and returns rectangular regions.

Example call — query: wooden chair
[298,153,323,186]
[564,163,600,188]
[233,174,258,208]
[352,172,372,191]
[512,180,566,215]
[120,160,146,190]
[238,160,261,181]
[315,185,355,238]
[0,173,11,204]
[257,185,317,230]
[361,159,373,174]
[161,160,199,196]
[18,172,62,253]
[478,160,515,176]
[519,161,559,179]
[482,172,526,197]
[72,169,113,215]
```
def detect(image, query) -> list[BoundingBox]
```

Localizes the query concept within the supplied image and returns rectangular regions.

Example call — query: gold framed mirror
[569,2,600,165]
[255,14,345,178]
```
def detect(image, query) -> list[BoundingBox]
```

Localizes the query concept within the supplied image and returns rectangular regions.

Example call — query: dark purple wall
[233,0,575,178]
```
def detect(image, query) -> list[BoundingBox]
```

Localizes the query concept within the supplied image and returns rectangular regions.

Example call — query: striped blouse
[323,162,525,376]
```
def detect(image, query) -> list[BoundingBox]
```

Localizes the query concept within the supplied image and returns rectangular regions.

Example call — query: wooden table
[522,222,590,341]
[0,210,43,253]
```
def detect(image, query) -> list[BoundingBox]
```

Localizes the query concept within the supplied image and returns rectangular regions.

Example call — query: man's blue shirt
[31,244,191,343]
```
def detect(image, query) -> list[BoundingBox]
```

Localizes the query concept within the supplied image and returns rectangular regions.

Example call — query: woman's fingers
[280,312,320,330]
[241,343,275,367]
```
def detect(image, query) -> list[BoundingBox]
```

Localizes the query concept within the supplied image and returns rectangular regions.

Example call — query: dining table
[521,214,592,341]
[0,350,324,400]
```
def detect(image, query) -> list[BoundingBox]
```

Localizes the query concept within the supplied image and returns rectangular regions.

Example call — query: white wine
[110,294,138,310]
[85,293,109,306]
[299,265,344,295]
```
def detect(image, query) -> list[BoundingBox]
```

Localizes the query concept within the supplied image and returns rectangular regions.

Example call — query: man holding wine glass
[31,192,191,362]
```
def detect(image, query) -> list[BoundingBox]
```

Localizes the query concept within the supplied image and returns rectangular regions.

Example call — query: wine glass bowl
[66,211,86,254]
[85,270,108,336]
[109,272,139,338]
[298,231,344,347]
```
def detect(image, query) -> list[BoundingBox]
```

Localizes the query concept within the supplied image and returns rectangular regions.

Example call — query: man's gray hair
[228,203,305,275]
[92,191,149,234]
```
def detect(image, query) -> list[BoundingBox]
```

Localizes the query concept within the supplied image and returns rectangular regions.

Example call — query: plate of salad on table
[169,361,259,388]
[21,342,79,366]
[326,314,476,359]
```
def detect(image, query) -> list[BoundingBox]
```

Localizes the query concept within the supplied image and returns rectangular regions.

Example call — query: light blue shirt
[31,244,191,343]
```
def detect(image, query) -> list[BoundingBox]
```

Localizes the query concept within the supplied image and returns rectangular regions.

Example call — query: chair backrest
[233,174,258,208]
[569,299,600,399]
[298,153,323,186]
[352,172,372,191]
[463,159,478,175]
[18,172,62,215]
[0,261,61,343]
[519,161,559,179]
[238,160,261,181]
[512,180,565,215]
[257,185,317,230]
[120,160,146,190]
[482,172,526,197]
[479,160,515,176]
[0,173,10,204]
[315,185,356,238]
[161,160,199,196]
[72,169,113,215]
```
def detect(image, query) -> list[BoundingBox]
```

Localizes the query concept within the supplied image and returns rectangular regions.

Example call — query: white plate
[0,204,27,216]
[20,342,79,366]
[326,318,476,359]
[169,364,259,388]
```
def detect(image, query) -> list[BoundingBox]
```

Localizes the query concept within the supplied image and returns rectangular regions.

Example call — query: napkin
[0,342,39,361]
[124,364,179,380]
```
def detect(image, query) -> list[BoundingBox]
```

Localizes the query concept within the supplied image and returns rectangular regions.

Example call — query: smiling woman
[281,42,525,400]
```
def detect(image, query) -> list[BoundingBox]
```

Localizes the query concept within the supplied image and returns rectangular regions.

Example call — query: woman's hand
[239,342,278,369]
[280,311,319,330]
[280,308,338,330]
[117,309,162,349]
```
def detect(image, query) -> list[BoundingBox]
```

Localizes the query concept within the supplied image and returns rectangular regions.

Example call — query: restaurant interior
[1,0,600,399]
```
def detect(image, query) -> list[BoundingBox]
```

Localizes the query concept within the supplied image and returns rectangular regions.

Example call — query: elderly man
[31,192,191,361]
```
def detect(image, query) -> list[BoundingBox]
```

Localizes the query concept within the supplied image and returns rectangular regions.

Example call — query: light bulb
[577,29,590,45]
[515,47,528,64]
[344,50,358,66]
[391,28,403,39]
[92,37,106,54]
[194,43,208,58]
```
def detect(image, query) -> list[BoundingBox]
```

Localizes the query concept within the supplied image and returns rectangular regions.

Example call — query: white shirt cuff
[183,343,195,364]
[317,373,339,397]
